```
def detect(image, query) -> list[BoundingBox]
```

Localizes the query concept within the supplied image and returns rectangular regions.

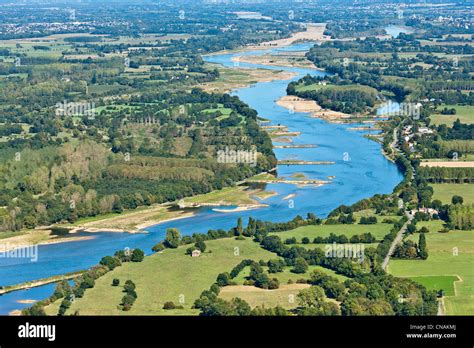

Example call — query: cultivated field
[431,184,474,205]
[388,221,474,315]
[269,217,399,242]
[430,105,474,125]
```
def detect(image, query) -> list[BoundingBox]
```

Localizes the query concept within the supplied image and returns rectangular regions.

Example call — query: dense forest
[0,7,291,232]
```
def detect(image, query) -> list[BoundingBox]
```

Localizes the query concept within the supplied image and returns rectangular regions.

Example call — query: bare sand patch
[212,204,269,213]
[277,96,352,121]
[277,96,321,113]
[73,204,196,233]
[251,23,330,48]
[0,230,95,253]
[233,54,317,69]
[200,67,297,94]
[420,161,474,168]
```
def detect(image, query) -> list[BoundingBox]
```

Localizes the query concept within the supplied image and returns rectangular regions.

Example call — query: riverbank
[0,271,84,296]
[0,230,96,253]
[0,185,276,253]
[230,53,319,70]
[276,96,354,122]
[200,64,297,94]
[249,23,330,48]
[204,23,330,57]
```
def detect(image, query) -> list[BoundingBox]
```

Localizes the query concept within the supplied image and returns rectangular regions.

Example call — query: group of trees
[287,76,378,114]
[121,280,137,311]
[417,167,474,184]
[0,89,277,232]
[0,9,285,234]
[448,204,473,230]
[284,232,377,245]
[393,234,428,260]
[436,120,474,141]
[303,34,473,110]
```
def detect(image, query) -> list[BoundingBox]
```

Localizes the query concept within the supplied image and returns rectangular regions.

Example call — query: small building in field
[191,250,201,258]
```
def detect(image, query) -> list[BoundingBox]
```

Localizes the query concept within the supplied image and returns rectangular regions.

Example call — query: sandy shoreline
[17,299,37,304]
[205,23,329,56]
[249,23,330,48]
[200,66,297,94]
[212,204,269,213]
[277,96,354,122]
[231,54,319,70]
[0,232,96,253]
[282,193,296,201]
[135,212,197,230]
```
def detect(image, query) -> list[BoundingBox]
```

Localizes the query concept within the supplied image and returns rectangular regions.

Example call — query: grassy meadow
[44,237,277,315]
[269,218,398,242]
[431,184,474,205]
[388,220,474,315]
[430,105,473,125]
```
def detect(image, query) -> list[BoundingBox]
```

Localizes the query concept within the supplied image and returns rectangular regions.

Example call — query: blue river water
[384,25,413,38]
[0,42,403,314]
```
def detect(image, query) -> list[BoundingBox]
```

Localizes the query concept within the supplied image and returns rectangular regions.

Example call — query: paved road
[382,211,413,271]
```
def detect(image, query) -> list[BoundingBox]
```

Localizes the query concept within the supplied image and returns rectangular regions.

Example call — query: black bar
[0,316,472,347]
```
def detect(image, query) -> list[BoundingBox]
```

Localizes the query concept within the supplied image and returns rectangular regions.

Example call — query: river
[0,42,403,314]
[384,25,414,38]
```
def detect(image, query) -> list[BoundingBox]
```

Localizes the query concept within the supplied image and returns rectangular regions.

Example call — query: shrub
[268,278,280,290]
[152,243,165,253]
[50,227,71,236]
[216,272,231,287]
[195,240,206,252]
[131,248,145,262]
[292,257,308,274]
[124,280,136,293]
[100,256,122,270]
[418,226,429,233]
[163,301,176,310]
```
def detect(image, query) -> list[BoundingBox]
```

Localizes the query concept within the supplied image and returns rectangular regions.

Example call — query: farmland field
[431,184,474,205]
[407,276,458,296]
[430,105,474,125]
[269,218,399,242]
[388,221,474,315]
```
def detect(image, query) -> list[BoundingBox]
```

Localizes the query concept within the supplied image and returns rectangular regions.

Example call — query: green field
[430,105,474,125]
[407,276,458,296]
[296,242,379,251]
[269,219,398,242]
[45,238,277,315]
[295,83,378,94]
[183,186,265,205]
[388,220,474,315]
[431,184,474,205]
